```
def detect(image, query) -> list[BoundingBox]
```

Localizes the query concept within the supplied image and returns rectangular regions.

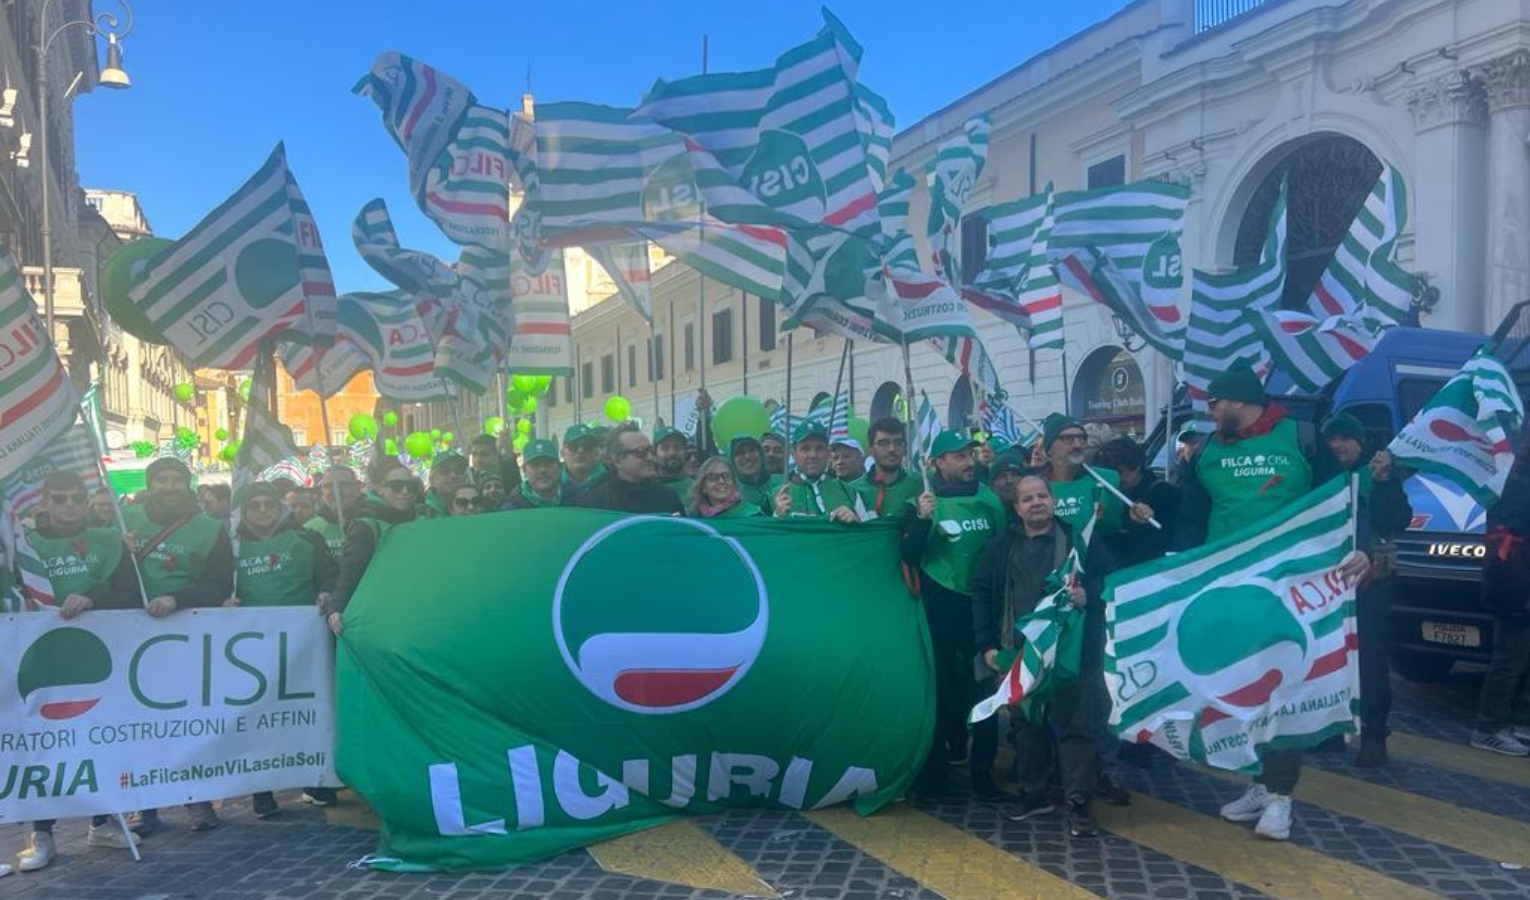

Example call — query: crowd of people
[8,359,1530,876]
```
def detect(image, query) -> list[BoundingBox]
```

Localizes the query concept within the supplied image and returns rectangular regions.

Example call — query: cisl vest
[304,515,344,555]
[26,526,124,600]
[236,528,318,607]
[770,474,861,519]
[1196,418,1312,542]
[1048,468,1124,536]
[129,513,224,599]
[921,487,1006,595]
[855,468,923,521]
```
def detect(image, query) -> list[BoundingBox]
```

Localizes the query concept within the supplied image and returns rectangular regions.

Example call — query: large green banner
[337,510,934,870]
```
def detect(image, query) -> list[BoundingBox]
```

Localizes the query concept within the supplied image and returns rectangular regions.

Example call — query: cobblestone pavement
[5,671,1529,900]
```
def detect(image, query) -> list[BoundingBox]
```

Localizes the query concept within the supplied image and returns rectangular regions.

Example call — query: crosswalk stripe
[1096,792,1448,900]
[588,820,779,897]
[1388,731,1530,789]
[804,804,1102,900]
[1191,762,1530,866]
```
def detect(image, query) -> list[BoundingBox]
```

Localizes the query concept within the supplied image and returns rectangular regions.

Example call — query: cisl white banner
[0,607,336,822]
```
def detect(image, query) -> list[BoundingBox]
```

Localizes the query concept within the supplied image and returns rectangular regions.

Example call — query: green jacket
[768,473,864,520]
[853,467,923,521]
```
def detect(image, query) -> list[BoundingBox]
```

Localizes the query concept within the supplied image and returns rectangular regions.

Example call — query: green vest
[853,468,923,520]
[236,528,318,607]
[1049,467,1124,535]
[1196,418,1312,542]
[130,513,224,599]
[304,516,345,555]
[25,526,123,600]
[920,487,1006,595]
[737,476,772,515]
[768,474,862,519]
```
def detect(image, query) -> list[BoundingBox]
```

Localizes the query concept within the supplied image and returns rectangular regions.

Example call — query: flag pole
[902,339,930,492]
[784,331,794,475]
[79,387,150,609]
[830,339,851,425]
[650,319,661,428]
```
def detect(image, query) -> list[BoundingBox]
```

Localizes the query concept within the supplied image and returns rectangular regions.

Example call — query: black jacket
[1484,454,1530,621]
[1105,474,1179,569]
[322,499,417,619]
[898,473,975,603]
[572,477,684,515]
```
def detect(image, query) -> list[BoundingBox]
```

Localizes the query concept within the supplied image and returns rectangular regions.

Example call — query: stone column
[1404,70,1488,333]
[1476,51,1530,332]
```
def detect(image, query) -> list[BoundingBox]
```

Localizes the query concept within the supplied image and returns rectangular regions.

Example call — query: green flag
[338,511,933,871]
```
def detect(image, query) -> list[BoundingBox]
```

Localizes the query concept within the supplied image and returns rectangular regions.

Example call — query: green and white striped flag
[1386,349,1524,508]
[964,185,1064,350]
[353,52,472,210]
[585,242,654,324]
[914,391,941,466]
[503,247,574,377]
[1246,309,1377,393]
[1184,181,1288,407]
[1308,163,1414,327]
[236,355,300,485]
[1106,476,1359,772]
[926,116,991,286]
[0,244,79,481]
[127,144,336,369]
[1059,245,1184,359]
[635,9,881,236]
[852,84,894,193]
[352,199,458,297]
[282,292,451,402]
[870,171,982,345]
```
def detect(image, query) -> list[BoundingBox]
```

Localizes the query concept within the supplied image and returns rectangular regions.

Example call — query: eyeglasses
[452,496,480,509]
[873,438,908,449]
[703,472,735,484]
[1055,434,1089,445]
[381,480,414,493]
[246,499,280,512]
[566,442,598,453]
[616,446,653,459]
[47,492,88,505]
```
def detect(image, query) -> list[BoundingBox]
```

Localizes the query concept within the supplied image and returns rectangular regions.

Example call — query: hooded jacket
[322,497,418,619]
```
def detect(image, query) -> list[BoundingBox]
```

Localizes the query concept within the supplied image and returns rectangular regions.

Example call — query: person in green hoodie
[561,423,607,495]
[322,458,421,636]
[226,482,337,818]
[688,456,765,518]
[852,417,923,520]
[729,436,772,514]
[120,457,234,837]
[304,466,363,556]
[503,439,566,509]
[654,426,694,498]
[770,421,863,521]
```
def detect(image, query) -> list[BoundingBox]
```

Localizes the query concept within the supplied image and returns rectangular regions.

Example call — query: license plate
[1422,622,1481,648]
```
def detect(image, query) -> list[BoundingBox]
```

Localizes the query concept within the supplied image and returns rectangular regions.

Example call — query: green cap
[653,426,688,448]
[988,435,1013,454]
[930,429,977,458]
[564,423,598,445]
[234,481,280,511]
[1205,359,1266,406]
[792,419,829,445]
[521,438,559,463]
[433,451,468,472]
[1042,414,1086,450]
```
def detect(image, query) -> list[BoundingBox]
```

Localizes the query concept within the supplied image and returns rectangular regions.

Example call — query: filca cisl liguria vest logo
[554,517,768,714]
[18,627,113,720]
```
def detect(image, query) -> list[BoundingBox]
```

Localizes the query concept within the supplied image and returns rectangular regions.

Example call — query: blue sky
[76,0,1132,291]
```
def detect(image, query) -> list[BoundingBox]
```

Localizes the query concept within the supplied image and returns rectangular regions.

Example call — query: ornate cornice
[1403,69,1487,131]
[1474,51,1530,113]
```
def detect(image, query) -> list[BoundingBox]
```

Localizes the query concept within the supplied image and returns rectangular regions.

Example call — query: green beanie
[1205,360,1266,406]
[1320,413,1366,444]
[234,481,281,511]
[1042,414,1086,450]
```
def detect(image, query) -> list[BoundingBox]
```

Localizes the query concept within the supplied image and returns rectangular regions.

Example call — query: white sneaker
[0,862,14,877]
[1511,725,1530,742]
[1219,783,1270,823]
[1469,729,1530,757]
[16,832,55,872]
[1255,794,1293,841]
[87,823,140,849]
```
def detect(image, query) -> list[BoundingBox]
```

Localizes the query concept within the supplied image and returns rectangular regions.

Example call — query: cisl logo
[18,628,112,720]
[554,517,768,714]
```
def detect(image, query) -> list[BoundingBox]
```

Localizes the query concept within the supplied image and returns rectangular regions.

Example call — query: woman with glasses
[687,456,764,519]
[448,486,482,516]
[322,459,421,637]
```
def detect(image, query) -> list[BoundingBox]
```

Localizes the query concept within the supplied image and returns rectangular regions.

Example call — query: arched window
[1071,346,1146,438]
[947,375,975,430]
[870,381,905,424]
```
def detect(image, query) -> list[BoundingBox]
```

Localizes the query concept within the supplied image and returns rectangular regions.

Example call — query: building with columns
[551,0,1529,443]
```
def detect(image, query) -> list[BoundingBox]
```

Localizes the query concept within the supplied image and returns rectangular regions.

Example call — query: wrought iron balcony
[1195,0,1274,34]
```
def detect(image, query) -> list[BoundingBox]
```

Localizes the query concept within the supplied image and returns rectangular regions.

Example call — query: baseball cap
[564,423,598,446]
[521,438,559,463]
[929,429,978,458]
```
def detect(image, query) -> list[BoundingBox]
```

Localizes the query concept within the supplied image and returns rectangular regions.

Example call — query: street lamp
[38,0,133,342]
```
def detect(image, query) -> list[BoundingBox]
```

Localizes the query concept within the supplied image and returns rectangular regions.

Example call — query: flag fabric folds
[1246,310,1378,393]
[0,423,100,610]
[1307,163,1414,328]
[926,116,991,287]
[964,186,1064,350]
[0,244,79,481]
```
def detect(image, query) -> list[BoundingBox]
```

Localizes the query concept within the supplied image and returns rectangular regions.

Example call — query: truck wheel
[1392,653,1454,683]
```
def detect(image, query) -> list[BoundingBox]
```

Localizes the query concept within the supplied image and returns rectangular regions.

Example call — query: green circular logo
[641,154,702,223]
[740,130,826,221]
[554,517,768,714]
[233,238,302,310]
[1141,233,1183,290]
[19,628,113,720]
[1177,584,1308,708]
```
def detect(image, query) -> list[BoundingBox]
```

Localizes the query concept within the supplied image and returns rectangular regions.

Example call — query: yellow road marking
[1389,731,1530,789]
[1192,763,1530,866]
[805,804,1101,900]
[1096,792,1447,900]
[589,820,778,898]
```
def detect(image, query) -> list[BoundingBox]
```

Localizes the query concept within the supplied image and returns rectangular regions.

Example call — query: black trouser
[1014,670,1107,802]
[921,592,975,785]
[971,689,1003,787]
[1357,578,1393,733]
[1255,748,1302,795]
[1477,617,1530,733]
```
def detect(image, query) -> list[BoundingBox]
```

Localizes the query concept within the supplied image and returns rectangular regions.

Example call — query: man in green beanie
[899,429,1007,796]
[561,423,607,495]
[853,417,923,520]
[504,439,567,509]
[770,421,863,521]
[1038,414,1126,536]
[1318,412,1412,767]
[729,436,773,514]
[120,457,234,836]
[653,426,694,498]
[227,481,337,817]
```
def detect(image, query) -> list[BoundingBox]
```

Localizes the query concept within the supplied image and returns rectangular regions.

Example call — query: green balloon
[534,375,553,395]
[710,396,770,448]
[214,428,229,441]
[517,418,533,435]
[522,396,538,415]
[173,382,195,403]
[483,416,505,436]
[604,395,631,423]
[848,416,869,449]
[405,432,434,459]
[511,373,539,393]
[382,410,399,428]
[383,437,399,456]
[348,413,379,442]
[218,445,237,463]
[513,434,529,452]
[506,389,530,412]
[101,238,175,344]
[441,432,454,445]
[429,429,442,440]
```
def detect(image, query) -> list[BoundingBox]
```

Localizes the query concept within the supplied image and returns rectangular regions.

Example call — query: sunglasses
[47,492,88,505]
[616,446,653,459]
[246,499,280,512]
[452,496,480,509]
[381,480,415,493]
[703,472,735,484]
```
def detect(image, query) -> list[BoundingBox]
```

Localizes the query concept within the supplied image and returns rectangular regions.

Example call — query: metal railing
[1195,0,1273,33]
